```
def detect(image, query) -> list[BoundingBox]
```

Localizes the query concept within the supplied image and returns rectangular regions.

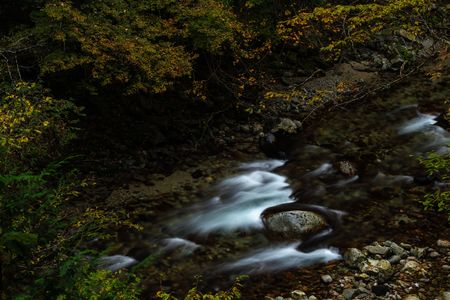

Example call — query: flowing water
[106,75,449,296]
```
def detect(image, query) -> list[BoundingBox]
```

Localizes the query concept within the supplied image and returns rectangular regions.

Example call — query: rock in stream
[262,209,328,240]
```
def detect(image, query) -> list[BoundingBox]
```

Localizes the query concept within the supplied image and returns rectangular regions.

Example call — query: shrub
[418,151,450,220]
[0,81,81,172]
[0,162,142,298]
[278,0,434,60]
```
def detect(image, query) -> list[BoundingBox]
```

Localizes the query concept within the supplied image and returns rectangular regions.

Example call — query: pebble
[366,244,390,256]
[442,291,450,300]
[400,243,412,250]
[361,259,392,277]
[344,248,366,268]
[290,290,307,300]
[429,251,440,258]
[402,260,420,272]
[388,255,402,264]
[389,242,407,257]
[342,288,358,300]
[437,239,450,248]
[321,274,333,283]
[411,247,426,258]
[402,294,421,300]
[287,239,449,300]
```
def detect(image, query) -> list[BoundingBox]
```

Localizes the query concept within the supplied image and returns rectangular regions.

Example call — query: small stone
[402,260,420,272]
[275,297,284,300]
[437,239,450,248]
[291,290,308,300]
[388,255,402,264]
[272,118,301,134]
[366,244,390,256]
[356,273,370,279]
[342,288,358,300]
[360,259,392,279]
[253,123,263,133]
[429,251,440,258]
[411,247,426,258]
[442,291,450,300]
[372,284,389,296]
[390,242,407,257]
[402,295,421,300]
[344,248,366,268]
[443,265,450,271]
[308,297,318,300]
[358,286,371,295]
[400,243,412,250]
[337,161,357,176]
[321,274,333,283]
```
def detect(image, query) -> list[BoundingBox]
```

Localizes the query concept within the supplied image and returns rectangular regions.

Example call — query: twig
[336,62,424,107]
[0,52,13,81]
[301,62,424,124]
[291,69,323,90]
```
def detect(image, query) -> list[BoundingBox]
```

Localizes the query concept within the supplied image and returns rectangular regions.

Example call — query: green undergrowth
[0,80,142,299]
[156,276,246,300]
[418,150,450,220]
[0,160,143,299]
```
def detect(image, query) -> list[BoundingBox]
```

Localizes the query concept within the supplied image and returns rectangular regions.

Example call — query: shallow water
[111,75,449,296]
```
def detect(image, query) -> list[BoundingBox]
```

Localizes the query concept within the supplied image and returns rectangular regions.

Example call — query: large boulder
[261,209,328,240]
[272,118,302,134]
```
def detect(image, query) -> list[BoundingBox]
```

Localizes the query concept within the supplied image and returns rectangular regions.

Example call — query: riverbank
[70,48,450,299]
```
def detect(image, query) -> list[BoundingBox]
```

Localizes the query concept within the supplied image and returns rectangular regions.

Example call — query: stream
[100,76,449,296]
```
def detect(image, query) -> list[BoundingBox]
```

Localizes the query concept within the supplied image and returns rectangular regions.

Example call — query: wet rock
[360,259,393,280]
[402,260,420,273]
[262,210,328,240]
[308,296,318,300]
[342,288,358,300]
[400,243,412,250]
[388,255,402,264]
[435,112,450,129]
[290,290,308,300]
[321,274,333,283]
[272,118,302,134]
[411,247,426,258]
[344,248,366,268]
[259,133,286,159]
[413,175,436,185]
[337,161,358,177]
[372,283,389,296]
[388,242,407,257]
[437,239,450,248]
[429,251,440,258]
[365,244,390,256]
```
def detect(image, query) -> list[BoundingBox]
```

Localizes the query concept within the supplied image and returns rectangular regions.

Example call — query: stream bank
[77,51,450,299]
